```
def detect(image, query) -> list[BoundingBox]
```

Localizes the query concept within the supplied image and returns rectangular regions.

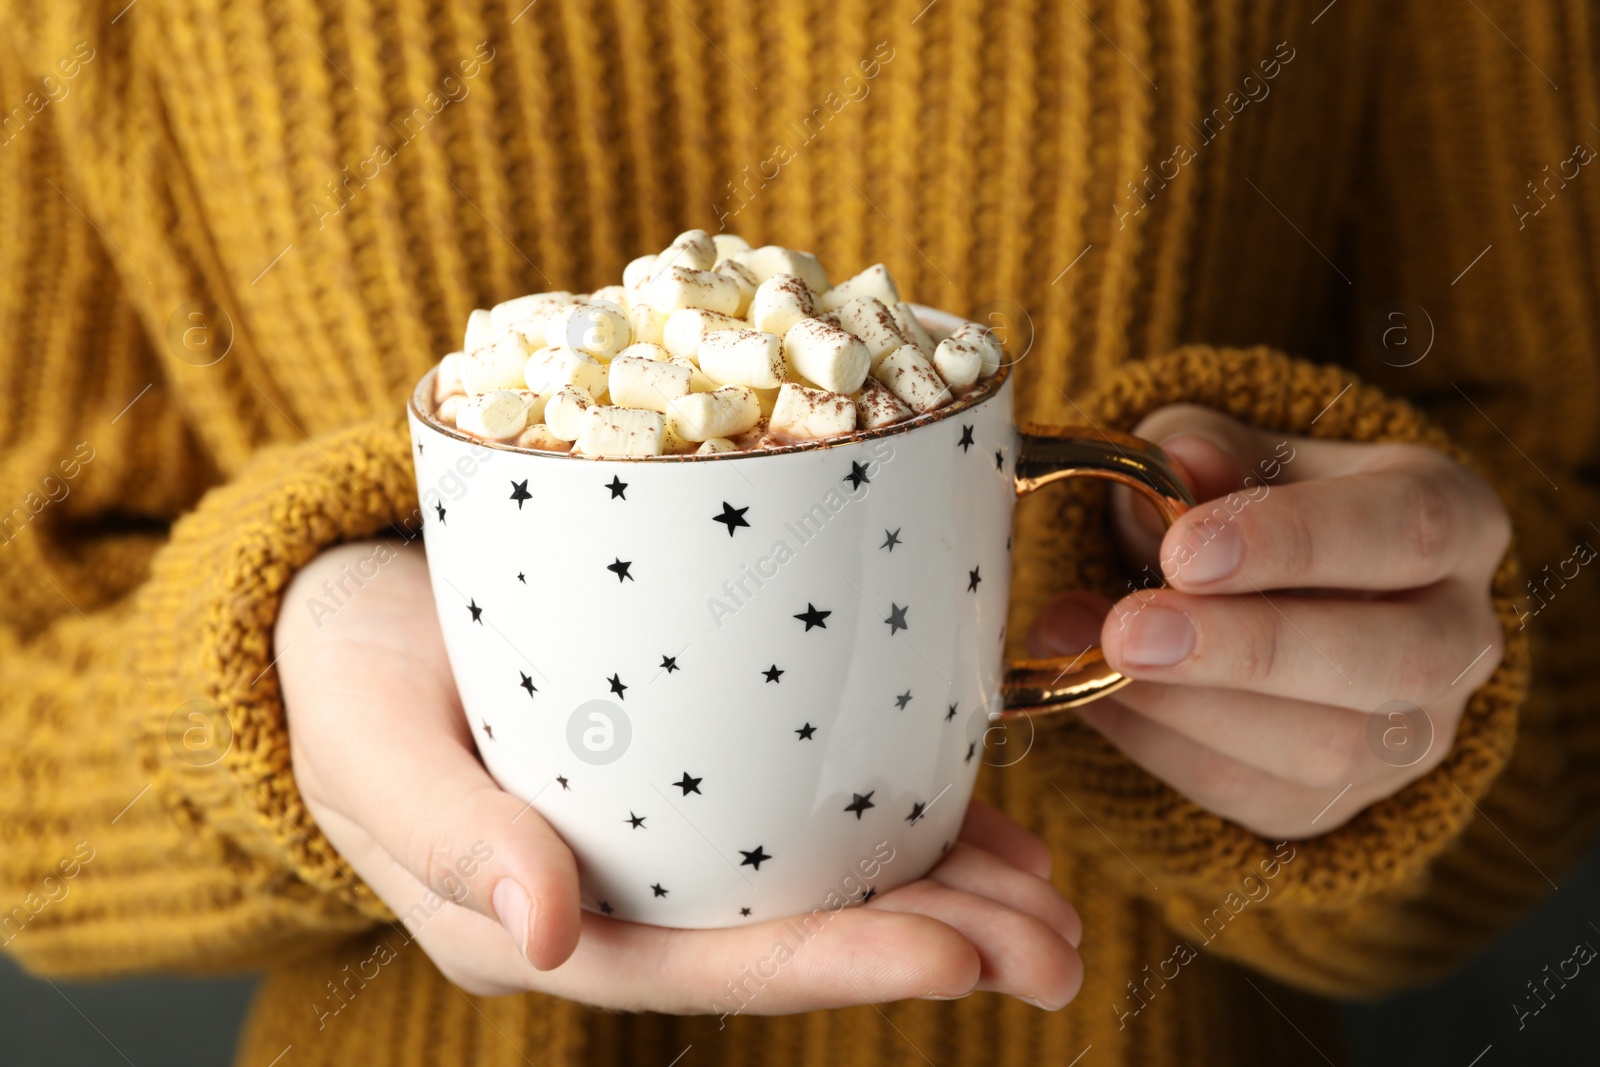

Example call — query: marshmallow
[456,389,534,441]
[660,228,717,271]
[782,318,871,394]
[755,386,780,417]
[932,336,984,389]
[835,296,907,362]
[952,322,1004,378]
[524,346,609,399]
[666,355,718,392]
[491,292,574,332]
[873,344,953,412]
[576,405,665,457]
[460,336,530,395]
[464,309,494,353]
[769,382,857,441]
[546,302,631,360]
[697,329,787,389]
[641,266,742,316]
[623,255,658,292]
[697,436,738,454]
[434,352,465,402]
[818,264,899,312]
[589,285,628,311]
[714,258,759,316]
[665,385,761,441]
[616,341,670,362]
[750,274,817,337]
[889,302,936,358]
[628,302,669,346]
[437,394,465,425]
[853,377,914,429]
[733,246,830,294]
[661,419,697,455]
[544,385,595,440]
[663,308,746,361]
[517,423,572,452]
[608,354,693,412]
[712,234,751,260]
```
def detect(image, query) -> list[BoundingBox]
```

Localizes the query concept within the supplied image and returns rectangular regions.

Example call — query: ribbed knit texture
[1,1,1596,1064]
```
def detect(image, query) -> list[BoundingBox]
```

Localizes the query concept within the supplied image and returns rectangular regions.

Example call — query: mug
[407,306,1191,929]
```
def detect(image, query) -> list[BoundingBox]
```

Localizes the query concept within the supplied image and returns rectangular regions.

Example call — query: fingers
[1106,682,1416,790]
[1100,582,1501,711]
[870,880,1083,1009]
[1159,461,1508,594]
[928,843,1081,947]
[956,797,1054,880]
[1076,701,1385,838]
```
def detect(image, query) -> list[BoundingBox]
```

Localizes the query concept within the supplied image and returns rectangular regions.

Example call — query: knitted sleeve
[0,52,409,975]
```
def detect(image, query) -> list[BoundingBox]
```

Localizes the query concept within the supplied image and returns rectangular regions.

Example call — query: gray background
[4,838,1596,1066]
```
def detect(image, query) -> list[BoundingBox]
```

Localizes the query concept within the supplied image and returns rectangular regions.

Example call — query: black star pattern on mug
[895,691,913,710]
[968,566,982,592]
[607,558,634,583]
[763,664,784,683]
[740,845,772,871]
[674,772,703,796]
[885,603,909,635]
[652,883,668,898]
[881,528,902,551]
[945,702,958,722]
[556,774,570,790]
[995,449,1004,471]
[599,901,615,915]
[626,812,646,829]
[516,572,526,584]
[844,460,871,490]
[481,721,494,740]
[861,886,877,903]
[608,673,628,699]
[416,441,424,456]
[794,603,831,631]
[965,741,977,764]
[467,599,483,624]
[958,425,975,452]
[795,722,817,740]
[660,655,679,673]
[510,479,532,509]
[434,501,447,525]
[906,801,926,824]
[519,672,537,698]
[712,501,751,536]
[606,476,628,500]
[740,906,752,916]
[844,791,876,819]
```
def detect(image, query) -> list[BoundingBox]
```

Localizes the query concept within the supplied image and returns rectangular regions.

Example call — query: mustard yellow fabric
[1,0,1596,1063]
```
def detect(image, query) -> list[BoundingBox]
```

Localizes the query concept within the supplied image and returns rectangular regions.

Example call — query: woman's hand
[277,542,1082,1009]
[1030,405,1511,839]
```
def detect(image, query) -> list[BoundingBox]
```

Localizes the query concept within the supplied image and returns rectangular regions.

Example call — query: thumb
[1111,404,1277,567]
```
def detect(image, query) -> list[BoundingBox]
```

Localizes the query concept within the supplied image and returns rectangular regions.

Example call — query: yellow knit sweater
[2,0,1597,1063]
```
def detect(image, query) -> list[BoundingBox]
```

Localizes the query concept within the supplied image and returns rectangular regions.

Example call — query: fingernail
[918,991,974,1001]
[492,878,534,961]
[1123,605,1195,667]
[1177,521,1242,584]
[1018,994,1058,1011]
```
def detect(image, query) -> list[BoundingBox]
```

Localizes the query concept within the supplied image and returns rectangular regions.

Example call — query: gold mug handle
[999,424,1196,721]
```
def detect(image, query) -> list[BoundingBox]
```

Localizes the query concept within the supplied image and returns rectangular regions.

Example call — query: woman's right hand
[276,540,1083,1012]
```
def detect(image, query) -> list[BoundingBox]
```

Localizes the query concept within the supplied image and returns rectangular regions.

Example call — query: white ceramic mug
[407,307,1191,928]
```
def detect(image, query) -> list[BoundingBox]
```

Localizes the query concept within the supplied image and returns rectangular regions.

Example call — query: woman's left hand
[1029,404,1512,839]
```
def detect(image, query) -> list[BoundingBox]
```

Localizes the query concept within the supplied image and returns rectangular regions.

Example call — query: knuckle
[1261,504,1316,586]
[1399,468,1457,579]
[1229,606,1281,686]
[403,822,478,904]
